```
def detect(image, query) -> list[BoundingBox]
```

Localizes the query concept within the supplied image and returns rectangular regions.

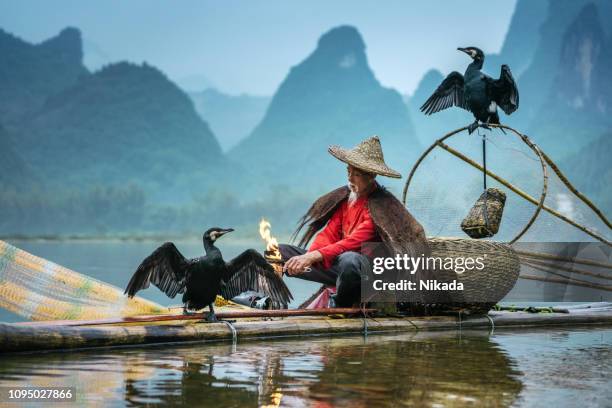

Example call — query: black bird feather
[491,64,519,115]
[124,228,293,320]
[221,249,293,309]
[420,47,519,134]
[420,71,468,115]
[125,242,188,299]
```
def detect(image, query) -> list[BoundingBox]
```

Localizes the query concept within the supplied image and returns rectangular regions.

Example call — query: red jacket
[308,194,378,269]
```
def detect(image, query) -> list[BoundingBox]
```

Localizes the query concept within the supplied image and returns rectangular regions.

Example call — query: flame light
[259,218,281,261]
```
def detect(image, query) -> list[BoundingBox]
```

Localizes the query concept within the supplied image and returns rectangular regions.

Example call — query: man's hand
[284,251,323,276]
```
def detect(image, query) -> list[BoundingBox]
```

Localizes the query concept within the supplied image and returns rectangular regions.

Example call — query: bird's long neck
[203,239,222,258]
[467,59,484,72]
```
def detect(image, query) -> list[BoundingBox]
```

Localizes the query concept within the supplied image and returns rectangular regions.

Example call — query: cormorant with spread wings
[125,227,293,321]
[421,46,519,134]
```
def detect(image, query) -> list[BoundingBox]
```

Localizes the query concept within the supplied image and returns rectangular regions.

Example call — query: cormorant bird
[124,227,293,321]
[420,46,519,134]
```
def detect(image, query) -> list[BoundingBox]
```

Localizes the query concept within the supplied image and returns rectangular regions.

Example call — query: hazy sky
[1,0,516,96]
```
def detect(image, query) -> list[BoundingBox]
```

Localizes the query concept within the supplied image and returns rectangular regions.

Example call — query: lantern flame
[259,218,281,261]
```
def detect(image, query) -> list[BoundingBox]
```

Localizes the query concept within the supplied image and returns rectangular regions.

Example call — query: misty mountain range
[0,0,610,236]
[190,89,270,152]
[230,25,417,195]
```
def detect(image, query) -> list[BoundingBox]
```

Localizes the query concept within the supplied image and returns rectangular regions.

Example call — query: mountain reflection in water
[1,327,610,407]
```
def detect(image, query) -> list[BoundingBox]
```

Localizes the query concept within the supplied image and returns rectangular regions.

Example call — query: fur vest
[293,184,428,256]
[293,184,452,308]
[294,185,448,304]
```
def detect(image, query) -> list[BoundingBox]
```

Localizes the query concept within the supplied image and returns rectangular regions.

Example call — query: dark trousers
[279,244,370,307]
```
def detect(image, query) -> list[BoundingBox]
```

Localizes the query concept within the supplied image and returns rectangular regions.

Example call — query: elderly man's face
[347,165,376,196]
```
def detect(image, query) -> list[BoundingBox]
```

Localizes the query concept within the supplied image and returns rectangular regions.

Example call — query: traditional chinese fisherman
[280,135,437,308]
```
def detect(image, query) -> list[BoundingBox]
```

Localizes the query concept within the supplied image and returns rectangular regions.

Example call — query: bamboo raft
[2,306,612,353]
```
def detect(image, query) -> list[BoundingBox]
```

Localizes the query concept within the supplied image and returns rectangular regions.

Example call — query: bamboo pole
[5,312,612,353]
[16,308,377,328]
[515,249,612,269]
[436,140,536,207]
[436,141,611,245]
[490,124,611,229]
[521,259,612,289]
[518,257,612,281]
[402,125,548,244]
[519,274,612,291]
[538,148,612,229]
[402,124,611,245]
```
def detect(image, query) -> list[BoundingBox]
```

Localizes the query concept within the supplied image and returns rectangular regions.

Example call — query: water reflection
[0,330,527,407]
[303,332,522,407]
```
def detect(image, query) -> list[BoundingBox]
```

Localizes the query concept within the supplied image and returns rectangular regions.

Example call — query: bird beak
[219,228,234,236]
[457,47,469,54]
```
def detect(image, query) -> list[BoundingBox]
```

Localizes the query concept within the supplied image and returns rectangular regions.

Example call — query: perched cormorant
[421,46,519,134]
[124,227,293,321]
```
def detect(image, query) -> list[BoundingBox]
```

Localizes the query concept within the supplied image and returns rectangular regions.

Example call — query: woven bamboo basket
[461,188,507,239]
[427,237,520,313]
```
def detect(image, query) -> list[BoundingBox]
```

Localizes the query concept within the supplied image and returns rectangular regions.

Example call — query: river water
[1,241,611,407]
[0,327,610,407]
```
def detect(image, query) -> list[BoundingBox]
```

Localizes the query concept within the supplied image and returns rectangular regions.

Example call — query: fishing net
[0,240,168,321]
[403,124,611,301]
[404,125,610,244]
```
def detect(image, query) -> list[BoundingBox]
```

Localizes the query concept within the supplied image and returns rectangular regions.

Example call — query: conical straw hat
[328,135,402,178]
